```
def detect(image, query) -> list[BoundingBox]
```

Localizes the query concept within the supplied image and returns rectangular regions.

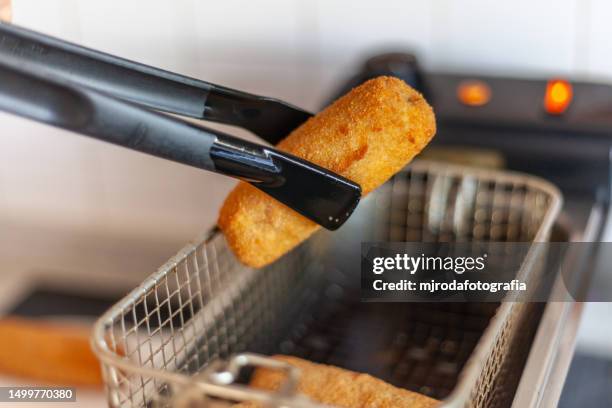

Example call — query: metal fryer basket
[92,160,561,408]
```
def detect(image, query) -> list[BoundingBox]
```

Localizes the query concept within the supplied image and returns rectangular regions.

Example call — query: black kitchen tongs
[0,23,312,144]
[0,23,361,230]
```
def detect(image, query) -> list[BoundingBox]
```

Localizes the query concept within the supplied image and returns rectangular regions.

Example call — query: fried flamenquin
[235,355,438,408]
[218,76,436,267]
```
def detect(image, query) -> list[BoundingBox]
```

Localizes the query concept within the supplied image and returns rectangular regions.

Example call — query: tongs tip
[257,150,361,230]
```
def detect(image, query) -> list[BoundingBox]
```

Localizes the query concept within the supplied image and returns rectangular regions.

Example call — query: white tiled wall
[3,0,612,245]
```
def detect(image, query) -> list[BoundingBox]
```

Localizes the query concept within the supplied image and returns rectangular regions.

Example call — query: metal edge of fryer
[439,166,563,408]
[511,201,608,408]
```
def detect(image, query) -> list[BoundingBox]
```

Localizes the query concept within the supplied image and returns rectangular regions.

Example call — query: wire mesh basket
[92,160,561,408]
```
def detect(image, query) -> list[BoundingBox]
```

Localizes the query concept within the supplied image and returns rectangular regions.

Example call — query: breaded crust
[218,76,436,267]
[235,355,438,408]
[0,317,102,386]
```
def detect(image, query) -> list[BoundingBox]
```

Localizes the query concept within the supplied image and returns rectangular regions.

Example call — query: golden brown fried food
[235,355,438,408]
[218,76,436,267]
[0,317,102,386]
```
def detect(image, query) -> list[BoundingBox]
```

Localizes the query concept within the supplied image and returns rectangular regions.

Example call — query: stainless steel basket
[92,160,561,408]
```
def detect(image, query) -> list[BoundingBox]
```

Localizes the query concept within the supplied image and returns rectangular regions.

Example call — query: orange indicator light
[457,80,491,107]
[544,79,572,115]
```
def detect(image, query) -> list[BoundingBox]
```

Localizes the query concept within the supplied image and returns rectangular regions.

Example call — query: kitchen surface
[1,0,612,407]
